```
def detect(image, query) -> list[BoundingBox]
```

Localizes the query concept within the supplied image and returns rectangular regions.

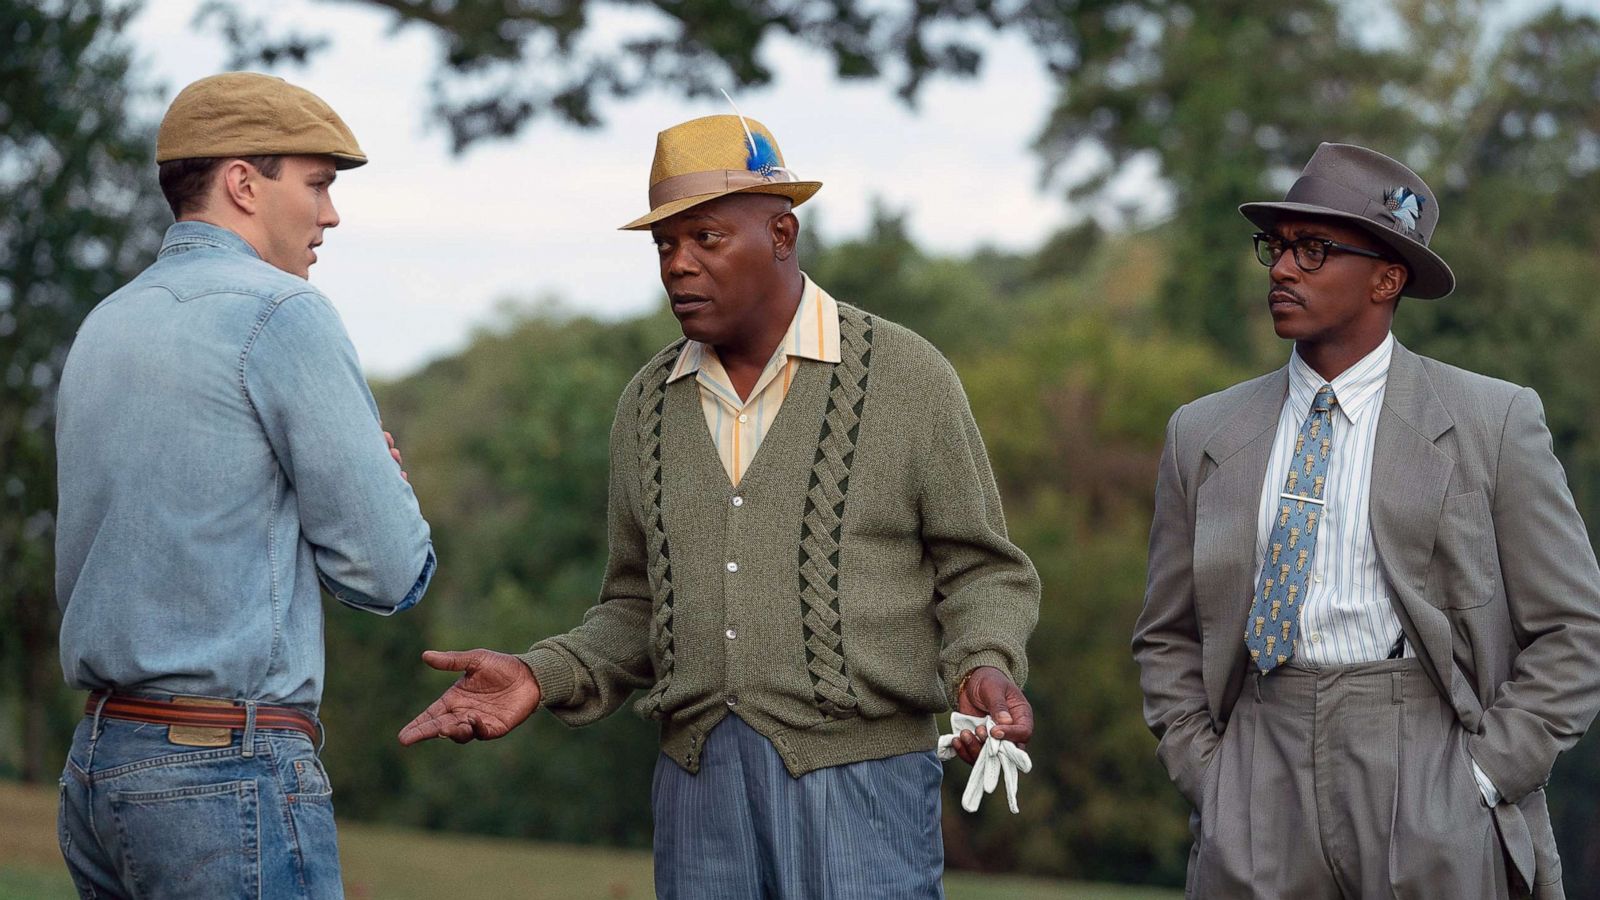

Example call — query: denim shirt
[55,222,435,711]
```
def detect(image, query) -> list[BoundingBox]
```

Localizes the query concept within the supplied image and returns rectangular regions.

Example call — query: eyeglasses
[1253,232,1391,272]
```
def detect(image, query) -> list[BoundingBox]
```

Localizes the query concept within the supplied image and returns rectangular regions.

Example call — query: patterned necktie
[1245,385,1337,674]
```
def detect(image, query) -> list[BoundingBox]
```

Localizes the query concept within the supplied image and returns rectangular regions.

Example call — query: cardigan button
[726,561,739,573]
[731,496,744,507]
[726,695,738,707]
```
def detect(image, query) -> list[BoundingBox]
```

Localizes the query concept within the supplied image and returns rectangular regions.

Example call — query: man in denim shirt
[54,73,435,898]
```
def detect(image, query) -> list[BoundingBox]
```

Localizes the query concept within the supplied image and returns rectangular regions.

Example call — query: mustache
[1269,285,1305,305]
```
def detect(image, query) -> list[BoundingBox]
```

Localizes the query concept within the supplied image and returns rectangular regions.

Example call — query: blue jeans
[57,707,343,899]
[652,714,945,900]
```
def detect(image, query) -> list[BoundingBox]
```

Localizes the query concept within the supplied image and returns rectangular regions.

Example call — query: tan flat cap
[621,114,820,230]
[157,72,367,169]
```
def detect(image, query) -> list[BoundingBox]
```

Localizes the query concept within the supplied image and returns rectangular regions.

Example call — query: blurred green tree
[359,306,681,844]
[199,0,1490,362]
[1030,0,1471,356]
[1397,9,1600,886]
[0,0,166,781]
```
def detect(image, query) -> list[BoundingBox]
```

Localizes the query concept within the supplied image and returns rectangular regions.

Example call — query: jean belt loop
[241,701,258,758]
[315,717,327,755]
[89,692,111,742]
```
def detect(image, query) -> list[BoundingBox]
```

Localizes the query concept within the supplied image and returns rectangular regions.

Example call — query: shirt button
[726,561,739,573]
[731,496,744,507]
[726,695,738,707]
[1311,633,1322,643]
[725,627,738,640]
[1314,575,1323,584]
[738,414,749,424]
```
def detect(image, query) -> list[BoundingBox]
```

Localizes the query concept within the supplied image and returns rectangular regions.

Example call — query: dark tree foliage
[201,0,1481,358]
[1395,13,1600,886]
[201,0,992,150]
[200,0,1437,184]
[1031,1,1445,355]
[0,0,166,781]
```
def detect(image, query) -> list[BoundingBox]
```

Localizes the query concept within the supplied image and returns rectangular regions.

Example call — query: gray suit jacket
[1133,341,1600,896]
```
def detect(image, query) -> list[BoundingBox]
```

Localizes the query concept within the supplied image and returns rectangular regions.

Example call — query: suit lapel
[1195,368,1287,702]
[1368,343,1457,690]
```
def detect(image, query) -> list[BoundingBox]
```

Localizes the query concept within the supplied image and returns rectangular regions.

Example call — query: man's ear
[1372,261,1407,305]
[771,210,799,261]
[219,159,261,215]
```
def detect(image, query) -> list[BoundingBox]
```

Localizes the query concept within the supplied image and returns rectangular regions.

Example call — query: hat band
[648,168,799,210]
[1284,175,1425,244]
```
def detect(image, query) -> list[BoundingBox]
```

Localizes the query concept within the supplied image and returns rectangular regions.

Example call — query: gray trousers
[1190,658,1516,899]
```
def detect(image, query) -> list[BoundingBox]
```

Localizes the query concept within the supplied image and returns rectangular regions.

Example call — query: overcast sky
[126,1,1081,377]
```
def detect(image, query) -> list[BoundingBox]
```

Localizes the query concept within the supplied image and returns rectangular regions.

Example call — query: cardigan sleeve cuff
[518,646,580,708]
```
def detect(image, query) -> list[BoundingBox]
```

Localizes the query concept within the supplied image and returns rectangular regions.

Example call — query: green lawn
[0,780,1177,899]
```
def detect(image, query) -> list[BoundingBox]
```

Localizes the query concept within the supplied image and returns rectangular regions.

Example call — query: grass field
[0,780,1178,899]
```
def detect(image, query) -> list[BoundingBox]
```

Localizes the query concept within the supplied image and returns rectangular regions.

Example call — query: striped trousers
[652,714,945,899]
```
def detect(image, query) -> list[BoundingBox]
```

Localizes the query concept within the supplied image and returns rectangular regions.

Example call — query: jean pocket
[110,780,260,899]
[281,753,343,896]
[290,757,333,798]
[57,780,90,897]
[56,778,70,849]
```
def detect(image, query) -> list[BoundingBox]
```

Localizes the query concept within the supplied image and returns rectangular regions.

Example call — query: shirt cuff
[1471,757,1501,807]
[392,548,437,614]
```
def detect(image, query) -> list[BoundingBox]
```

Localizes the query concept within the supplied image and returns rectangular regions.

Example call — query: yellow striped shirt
[667,276,842,485]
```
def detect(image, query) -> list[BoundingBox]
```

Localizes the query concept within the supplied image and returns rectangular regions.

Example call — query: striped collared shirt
[1253,333,1406,666]
[667,276,841,485]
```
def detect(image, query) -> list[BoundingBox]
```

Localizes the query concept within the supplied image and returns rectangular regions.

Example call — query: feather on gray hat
[1240,142,1454,299]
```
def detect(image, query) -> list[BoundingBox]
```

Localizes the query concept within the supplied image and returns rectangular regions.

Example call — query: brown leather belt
[86,692,319,744]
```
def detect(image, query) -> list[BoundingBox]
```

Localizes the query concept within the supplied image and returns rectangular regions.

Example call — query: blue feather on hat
[746,131,780,178]
[1384,187,1424,233]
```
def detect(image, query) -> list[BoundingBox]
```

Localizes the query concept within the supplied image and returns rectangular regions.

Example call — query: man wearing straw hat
[1134,142,1600,898]
[55,72,435,897]
[400,111,1040,897]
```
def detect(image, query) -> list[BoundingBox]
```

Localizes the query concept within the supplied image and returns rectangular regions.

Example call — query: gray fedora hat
[1240,142,1454,299]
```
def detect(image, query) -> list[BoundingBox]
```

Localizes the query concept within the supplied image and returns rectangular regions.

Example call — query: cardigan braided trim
[798,308,873,717]
[634,338,685,720]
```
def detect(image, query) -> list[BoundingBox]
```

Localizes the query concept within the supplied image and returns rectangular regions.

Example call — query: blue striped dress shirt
[1253,333,1407,666]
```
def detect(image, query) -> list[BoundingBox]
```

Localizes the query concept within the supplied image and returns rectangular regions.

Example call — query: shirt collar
[667,274,841,383]
[158,221,263,261]
[1286,332,1394,426]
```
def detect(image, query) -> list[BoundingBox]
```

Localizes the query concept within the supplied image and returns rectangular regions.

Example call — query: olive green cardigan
[520,303,1039,775]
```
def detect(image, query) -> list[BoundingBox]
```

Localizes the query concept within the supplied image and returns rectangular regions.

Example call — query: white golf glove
[936,711,1032,814]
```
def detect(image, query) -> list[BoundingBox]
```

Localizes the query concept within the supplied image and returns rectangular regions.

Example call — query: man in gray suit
[1133,142,1600,899]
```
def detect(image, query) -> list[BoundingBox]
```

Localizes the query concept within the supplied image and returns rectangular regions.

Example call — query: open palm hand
[397,649,542,745]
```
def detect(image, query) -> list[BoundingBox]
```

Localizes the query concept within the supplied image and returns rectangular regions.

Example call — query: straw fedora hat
[620,114,821,230]
[1239,142,1454,299]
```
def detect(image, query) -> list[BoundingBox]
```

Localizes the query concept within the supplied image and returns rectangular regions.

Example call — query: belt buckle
[168,697,233,747]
